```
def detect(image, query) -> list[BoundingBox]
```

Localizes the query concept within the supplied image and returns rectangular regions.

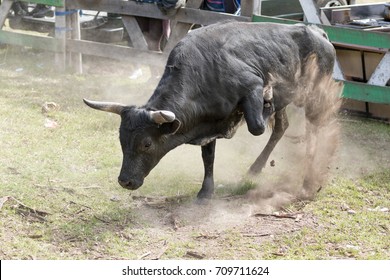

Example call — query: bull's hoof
[248,164,263,176]
[195,197,211,205]
[196,189,213,203]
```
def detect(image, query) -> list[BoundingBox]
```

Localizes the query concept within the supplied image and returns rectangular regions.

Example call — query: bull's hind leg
[197,140,216,199]
[248,108,289,175]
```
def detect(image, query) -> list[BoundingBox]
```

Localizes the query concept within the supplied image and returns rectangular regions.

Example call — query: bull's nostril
[118,179,131,188]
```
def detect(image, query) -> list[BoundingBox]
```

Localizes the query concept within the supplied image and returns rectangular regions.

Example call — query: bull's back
[171,22,334,84]
[154,22,337,126]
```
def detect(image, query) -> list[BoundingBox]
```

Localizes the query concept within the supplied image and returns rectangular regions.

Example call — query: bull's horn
[83,99,124,115]
[150,110,176,124]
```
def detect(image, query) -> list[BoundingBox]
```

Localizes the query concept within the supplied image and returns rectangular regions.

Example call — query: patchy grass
[260,172,390,259]
[0,47,389,260]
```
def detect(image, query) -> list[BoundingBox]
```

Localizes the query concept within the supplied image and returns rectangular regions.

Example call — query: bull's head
[83,99,181,190]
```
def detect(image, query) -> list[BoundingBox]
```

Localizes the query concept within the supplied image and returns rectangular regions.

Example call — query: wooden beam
[66,38,168,67]
[252,15,390,49]
[70,8,82,74]
[367,52,390,87]
[67,1,251,24]
[298,0,321,24]
[163,21,192,53]
[121,15,148,50]
[55,5,66,71]
[0,0,13,28]
[0,30,60,51]
[241,0,255,17]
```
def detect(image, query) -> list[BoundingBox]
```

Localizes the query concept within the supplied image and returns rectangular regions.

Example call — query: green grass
[259,173,390,259]
[0,47,389,260]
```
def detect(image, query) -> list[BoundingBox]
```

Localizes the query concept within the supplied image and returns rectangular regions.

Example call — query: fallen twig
[0,196,50,217]
[252,211,303,220]
[195,232,220,240]
[69,200,92,210]
[132,195,190,206]
[138,251,151,260]
[94,215,111,224]
[242,233,273,237]
[242,228,301,238]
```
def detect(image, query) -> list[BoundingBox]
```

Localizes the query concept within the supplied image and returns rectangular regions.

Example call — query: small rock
[42,102,60,114]
[270,160,275,167]
[341,203,350,211]
[345,245,360,251]
[347,209,356,215]
[110,196,121,202]
[44,118,58,129]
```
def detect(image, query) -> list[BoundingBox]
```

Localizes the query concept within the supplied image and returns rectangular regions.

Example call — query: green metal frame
[343,82,390,104]
[18,0,64,7]
[252,15,390,105]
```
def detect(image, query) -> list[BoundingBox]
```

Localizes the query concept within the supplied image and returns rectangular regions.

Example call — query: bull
[84,22,341,200]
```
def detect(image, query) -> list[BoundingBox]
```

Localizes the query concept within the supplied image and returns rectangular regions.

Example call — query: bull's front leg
[240,84,274,136]
[197,140,216,200]
[241,90,267,136]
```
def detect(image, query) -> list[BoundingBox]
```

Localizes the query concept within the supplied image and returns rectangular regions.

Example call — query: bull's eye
[140,138,152,152]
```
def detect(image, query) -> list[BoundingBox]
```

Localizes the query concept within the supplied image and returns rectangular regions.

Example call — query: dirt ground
[0,50,389,260]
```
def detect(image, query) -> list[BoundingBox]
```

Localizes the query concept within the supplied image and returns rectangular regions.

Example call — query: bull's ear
[160,119,181,135]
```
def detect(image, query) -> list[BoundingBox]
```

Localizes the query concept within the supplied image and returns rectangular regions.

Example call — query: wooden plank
[176,8,250,25]
[67,1,251,24]
[367,52,390,87]
[70,8,82,74]
[66,38,168,67]
[342,81,390,104]
[121,15,148,50]
[252,15,390,49]
[298,0,321,24]
[260,0,302,17]
[19,0,64,7]
[241,0,255,17]
[0,0,13,28]
[0,30,59,51]
[163,22,192,53]
[185,0,203,8]
[55,6,66,71]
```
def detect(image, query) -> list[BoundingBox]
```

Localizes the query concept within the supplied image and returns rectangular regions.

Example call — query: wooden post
[122,16,148,50]
[253,0,262,16]
[241,0,255,17]
[0,0,13,28]
[70,9,82,73]
[163,0,205,53]
[55,6,66,72]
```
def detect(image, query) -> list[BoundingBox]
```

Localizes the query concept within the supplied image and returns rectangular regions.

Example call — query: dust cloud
[245,58,343,213]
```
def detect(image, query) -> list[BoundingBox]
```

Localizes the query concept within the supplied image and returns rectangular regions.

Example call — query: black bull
[84,22,342,199]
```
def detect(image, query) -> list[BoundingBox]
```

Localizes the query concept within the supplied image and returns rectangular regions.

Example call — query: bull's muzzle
[118,178,143,190]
